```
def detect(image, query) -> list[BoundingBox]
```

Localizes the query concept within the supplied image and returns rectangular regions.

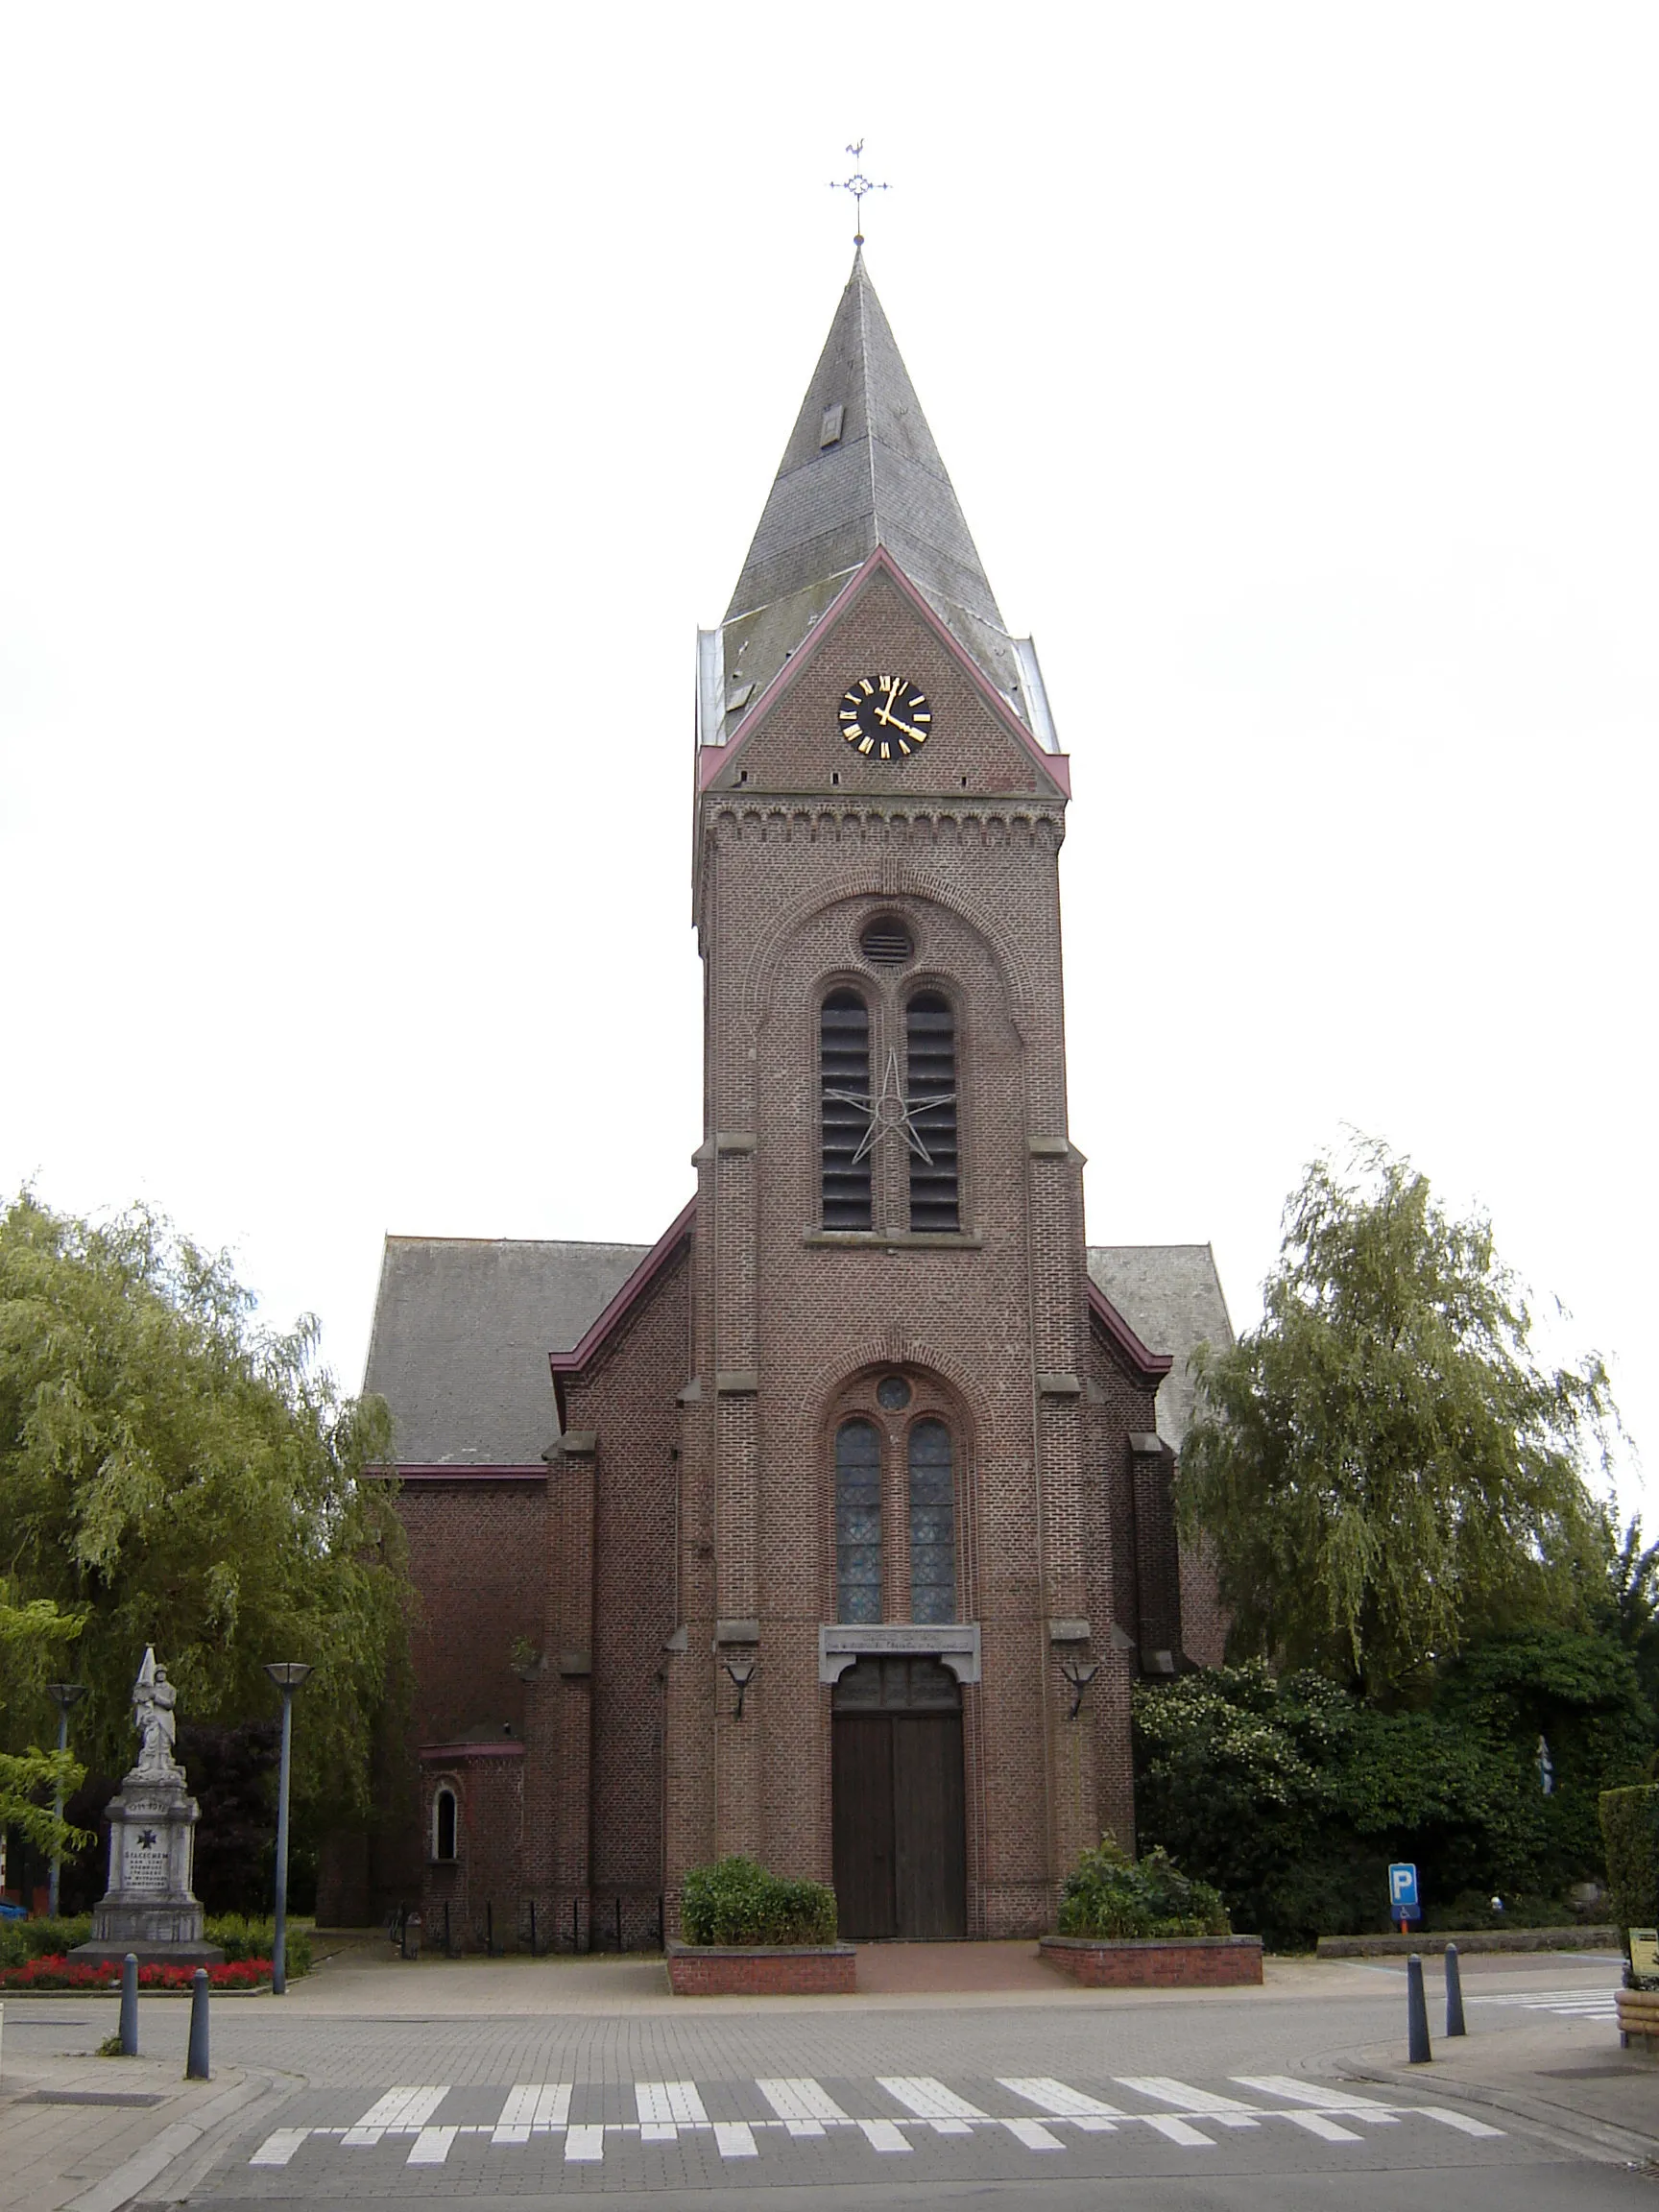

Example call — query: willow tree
[0,1193,407,1825]
[1179,1142,1616,1699]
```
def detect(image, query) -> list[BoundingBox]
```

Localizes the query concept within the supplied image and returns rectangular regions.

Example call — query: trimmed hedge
[1600,1785,1659,1933]
[680,1857,837,1947]
[1058,1836,1231,1941]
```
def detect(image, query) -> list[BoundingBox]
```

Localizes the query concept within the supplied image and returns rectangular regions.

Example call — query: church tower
[666,253,1165,1938]
[351,250,1229,1953]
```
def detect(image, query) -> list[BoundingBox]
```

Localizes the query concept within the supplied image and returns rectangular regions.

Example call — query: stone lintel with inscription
[818,1622,981,1685]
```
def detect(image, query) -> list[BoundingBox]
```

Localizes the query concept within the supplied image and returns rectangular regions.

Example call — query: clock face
[837,674,932,760]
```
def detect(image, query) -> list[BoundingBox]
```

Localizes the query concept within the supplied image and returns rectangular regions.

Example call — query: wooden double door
[831,1657,966,1940]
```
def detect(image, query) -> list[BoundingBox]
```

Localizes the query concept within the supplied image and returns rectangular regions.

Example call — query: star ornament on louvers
[826,1048,955,1166]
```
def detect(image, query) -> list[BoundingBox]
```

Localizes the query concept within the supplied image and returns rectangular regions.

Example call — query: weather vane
[830,140,891,248]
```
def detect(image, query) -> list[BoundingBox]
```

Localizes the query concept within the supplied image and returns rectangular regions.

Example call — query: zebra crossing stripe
[407,2127,457,2165]
[249,2128,309,2167]
[878,2076,988,2132]
[493,2082,572,2143]
[1233,2076,1398,2123]
[757,2077,850,2136]
[1116,2077,1259,2127]
[999,2077,1125,2125]
[858,2118,910,2152]
[637,2080,709,2126]
[713,2122,758,2157]
[565,2124,605,2162]
[1001,2117,1065,2150]
[343,2086,449,2146]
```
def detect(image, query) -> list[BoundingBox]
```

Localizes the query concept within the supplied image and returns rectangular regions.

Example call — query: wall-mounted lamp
[1058,1658,1099,1719]
[724,1660,757,1719]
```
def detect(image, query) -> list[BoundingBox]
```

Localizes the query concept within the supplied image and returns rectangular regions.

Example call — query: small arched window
[835,1419,883,1623]
[907,1419,956,1623]
[433,1785,458,1863]
[821,990,872,1228]
[905,992,959,1232]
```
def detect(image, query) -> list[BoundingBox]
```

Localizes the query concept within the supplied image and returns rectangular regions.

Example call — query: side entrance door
[831,1656,966,1939]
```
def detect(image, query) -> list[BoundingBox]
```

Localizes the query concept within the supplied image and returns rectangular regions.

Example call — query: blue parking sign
[1388,1863,1421,1921]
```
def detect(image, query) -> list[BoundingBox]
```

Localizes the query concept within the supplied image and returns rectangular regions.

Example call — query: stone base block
[1040,1934,1263,1986]
[69,1941,226,1966]
[666,1941,856,1995]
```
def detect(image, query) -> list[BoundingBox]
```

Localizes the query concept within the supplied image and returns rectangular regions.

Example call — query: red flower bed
[0,1954,271,1991]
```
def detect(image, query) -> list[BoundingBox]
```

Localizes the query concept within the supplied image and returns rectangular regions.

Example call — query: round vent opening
[860,915,914,968]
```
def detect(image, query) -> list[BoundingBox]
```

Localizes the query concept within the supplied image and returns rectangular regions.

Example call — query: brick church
[331,253,1233,1948]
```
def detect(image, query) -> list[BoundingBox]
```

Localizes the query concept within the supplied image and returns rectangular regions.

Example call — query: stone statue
[72,1643,221,1965]
[132,1647,180,1775]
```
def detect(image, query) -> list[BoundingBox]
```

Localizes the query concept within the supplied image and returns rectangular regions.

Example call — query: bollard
[1445,1942,1466,2037]
[120,1954,139,2056]
[185,1967,210,2080]
[402,1911,421,1960]
[1407,1953,1432,2064]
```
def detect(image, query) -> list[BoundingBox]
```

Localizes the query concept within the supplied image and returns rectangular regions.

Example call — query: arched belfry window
[905,992,959,1232]
[433,1784,458,1862]
[835,1419,882,1622]
[907,1420,956,1623]
[821,991,872,1228]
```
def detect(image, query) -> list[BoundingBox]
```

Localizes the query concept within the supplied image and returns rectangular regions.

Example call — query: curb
[62,2069,292,2212]
[1337,2050,1659,2170]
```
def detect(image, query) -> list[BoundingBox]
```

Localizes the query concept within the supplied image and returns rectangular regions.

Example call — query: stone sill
[803,1232,983,1251]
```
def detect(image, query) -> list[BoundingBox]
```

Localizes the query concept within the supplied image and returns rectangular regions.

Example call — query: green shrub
[205,1914,311,1976]
[680,1857,837,1947]
[1599,1786,1659,1932]
[0,1913,92,1965]
[1058,1836,1231,1940]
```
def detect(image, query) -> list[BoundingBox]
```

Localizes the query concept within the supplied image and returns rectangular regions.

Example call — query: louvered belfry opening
[860,915,914,968]
[905,991,959,1232]
[821,989,873,1228]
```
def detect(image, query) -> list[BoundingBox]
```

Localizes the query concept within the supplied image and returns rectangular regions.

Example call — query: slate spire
[704,253,1055,744]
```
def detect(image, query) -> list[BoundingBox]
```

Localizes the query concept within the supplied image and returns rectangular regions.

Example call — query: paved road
[4,1951,1649,2210]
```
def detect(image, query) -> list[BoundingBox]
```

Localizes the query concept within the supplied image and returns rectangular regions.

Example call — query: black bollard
[1445,1942,1466,2037]
[1407,1953,1432,2064]
[119,1953,139,2056]
[185,1966,210,2080]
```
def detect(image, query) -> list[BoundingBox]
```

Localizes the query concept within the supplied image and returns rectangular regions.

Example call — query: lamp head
[47,1681,86,1711]
[264,1662,314,1692]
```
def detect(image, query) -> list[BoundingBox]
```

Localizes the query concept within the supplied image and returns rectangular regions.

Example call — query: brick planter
[666,1940,856,1995]
[1040,1934,1263,1987]
[1617,1987,1659,2054]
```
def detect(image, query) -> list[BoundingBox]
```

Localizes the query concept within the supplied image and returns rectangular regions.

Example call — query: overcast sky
[2,4,1653,1519]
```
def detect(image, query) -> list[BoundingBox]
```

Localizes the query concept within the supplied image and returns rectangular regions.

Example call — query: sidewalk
[0,2017,272,2212]
[1342,2007,1659,2167]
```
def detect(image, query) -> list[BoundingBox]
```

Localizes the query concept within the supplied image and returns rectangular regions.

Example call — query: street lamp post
[45,1683,86,1918]
[262,1663,312,1994]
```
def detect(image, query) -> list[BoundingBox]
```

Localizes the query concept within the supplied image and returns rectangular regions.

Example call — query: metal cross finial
[830,139,891,246]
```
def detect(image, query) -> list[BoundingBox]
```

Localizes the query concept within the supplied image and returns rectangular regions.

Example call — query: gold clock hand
[886,716,928,741]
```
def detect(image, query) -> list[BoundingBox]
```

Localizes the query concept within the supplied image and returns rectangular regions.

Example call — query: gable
[702,553,1069,804]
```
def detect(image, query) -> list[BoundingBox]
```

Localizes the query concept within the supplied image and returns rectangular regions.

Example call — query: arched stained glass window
[821,991,873,1228]
[905,992,959,1232]
[907,1419,956,1623]
[433,1785,458,1862]
[835,1418,882,1623]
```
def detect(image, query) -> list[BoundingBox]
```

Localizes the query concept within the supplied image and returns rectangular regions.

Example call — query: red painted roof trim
[547,1196,696,1419]
[1088,1279,1174,1384]
[698,547,1070,800]
[419,1741,526,1762]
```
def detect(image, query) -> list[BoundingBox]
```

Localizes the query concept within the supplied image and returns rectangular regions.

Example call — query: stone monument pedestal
[69,1647,224,1967]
